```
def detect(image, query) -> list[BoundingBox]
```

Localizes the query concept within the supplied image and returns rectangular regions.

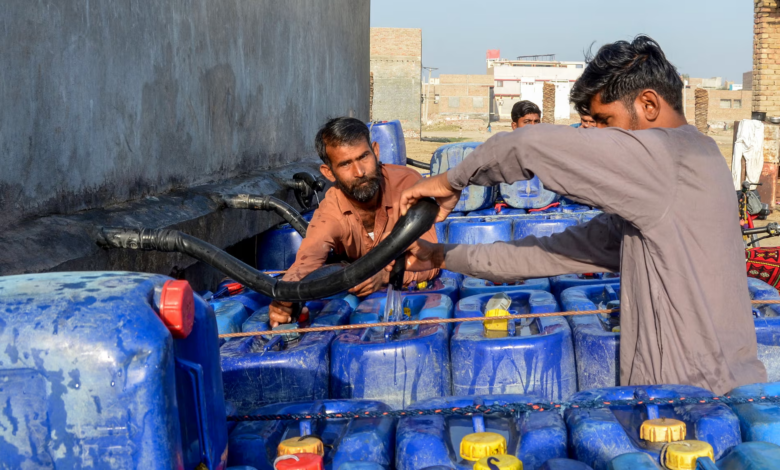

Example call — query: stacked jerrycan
[0,272,227,469]
[500,175,560,210]
[746,277,780,381]
[430,142,497,213]
[513,214,579,240]
[395,395,567,470]
[452,290,576,401]
[368,120,406,165]
[566,385,741,470]
[727,380,780,445]
[331,292,453,409]
[460,276,551,297]
[209,281,273,341]
[468,207,527,216]
[549,273,620,299]
[257,210,315,271]
[228,399,395,470]
[559,283,622,391]
[221,294,358,414]
[448,216,513,244]
[367,274,460,305]
[607,442,780,470]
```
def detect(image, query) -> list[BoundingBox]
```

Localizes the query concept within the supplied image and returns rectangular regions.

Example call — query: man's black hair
[511,100,542,123]
[570,35,684,116]
[315,117,372,165]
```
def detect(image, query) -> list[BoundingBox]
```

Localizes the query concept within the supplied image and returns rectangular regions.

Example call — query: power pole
[423,66,438,126]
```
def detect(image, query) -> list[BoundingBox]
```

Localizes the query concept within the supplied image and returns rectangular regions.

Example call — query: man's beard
[335,171,381,203]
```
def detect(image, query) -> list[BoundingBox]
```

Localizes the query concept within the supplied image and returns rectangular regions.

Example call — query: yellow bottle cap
[460,432,507,461]
[640,418,687,443]
[663,440,714,470]
[417,281,428,290]
[474,455,523,470]
[404,307,412,317]
[612,326,621,333]
[484,308,510,333]
[277,436,325,456]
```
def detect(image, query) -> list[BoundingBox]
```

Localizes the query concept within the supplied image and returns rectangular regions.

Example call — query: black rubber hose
[222,195,308,237]
[406,158,430,170]
[96,198,438,302]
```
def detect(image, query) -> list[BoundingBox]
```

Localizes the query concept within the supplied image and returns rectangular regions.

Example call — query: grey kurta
[444,124,766,394]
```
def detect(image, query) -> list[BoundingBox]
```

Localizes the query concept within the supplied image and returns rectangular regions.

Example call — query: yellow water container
[663,440,714,470]
[277,436,325,456]
[640,418,686,443]
[460,432,507,461]
[474,455,523,470]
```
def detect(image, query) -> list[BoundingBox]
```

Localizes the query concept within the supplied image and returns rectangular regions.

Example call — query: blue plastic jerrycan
[228,399,395,470]
[538,204,592,215]
[566,385,742,470]
[221,297,355,413]
[440,269,466,286]
[367,275,460,305]
[559,283,622,391]
[212,298,252,336]
[540,460,594,470]
[368,120,407,165]
[430,142,497,212]
[467,207,527,216]
[549,273,620,299]
[331,294,452,409]
[213,279,274,313]
[607,442,780,470]
[747,277,780,381]
[448,216,513,244]
[500,175,560,209]
[580,211,604,223]
[0,272,227,469]
[452,291,576,401]
[257,211,315,271]
[513,214,579,240]
[460,276,551,298]
[727,380,780,445]
[395,395,567,470]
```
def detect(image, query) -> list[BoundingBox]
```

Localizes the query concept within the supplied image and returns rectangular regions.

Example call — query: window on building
[734,100,742,109]
[496,81,503,88]
[720,99,732,109]
[434,94,440,104]
[576,64,584,69]
[448,97,460,109]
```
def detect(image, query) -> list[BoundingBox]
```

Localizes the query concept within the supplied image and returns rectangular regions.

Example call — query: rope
[226,395,780,422]
[218,299,780,339]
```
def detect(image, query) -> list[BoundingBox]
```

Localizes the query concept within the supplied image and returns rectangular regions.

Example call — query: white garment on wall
[732,119,765,190]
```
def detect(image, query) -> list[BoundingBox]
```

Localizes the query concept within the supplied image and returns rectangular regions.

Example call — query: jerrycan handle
[472,397,486,432]
[300,402,326,436]
[605,284,619,302]
[263,335,284,352]
[696,457,718,470]
[175,358,213,469]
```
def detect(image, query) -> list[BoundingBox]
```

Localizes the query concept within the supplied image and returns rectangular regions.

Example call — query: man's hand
[385,239,446,273]
[269,301,309,328]
[399,173,461,222]
[349,269,391,297]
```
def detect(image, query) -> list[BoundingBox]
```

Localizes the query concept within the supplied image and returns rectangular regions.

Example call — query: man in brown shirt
[269,117,439,326]
[397,36,766,394]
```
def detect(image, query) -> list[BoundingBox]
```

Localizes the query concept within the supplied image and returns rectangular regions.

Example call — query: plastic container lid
[274,454,324,470]
[663,440,714,470]
[474,455,523,470]
[460,432,507,461]
[484,293,511,333]
[158,280,195,339]
[277,436,324,456]
[640,418,686,443]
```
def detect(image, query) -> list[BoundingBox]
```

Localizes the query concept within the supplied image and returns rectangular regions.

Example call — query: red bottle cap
[225,282,244,295]
[158,280,195,339]
[274,454,324,470]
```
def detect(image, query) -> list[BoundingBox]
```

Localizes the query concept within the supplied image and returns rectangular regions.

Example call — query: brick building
[370,28,422,138]
[683,87,752,126]
[753,1,780,116]
[424,74,493,124]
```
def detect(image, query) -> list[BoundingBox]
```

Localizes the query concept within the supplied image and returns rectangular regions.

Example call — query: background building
[370,28,423,137]
[423,74,494,125]
[683,76,752,126]
[488,51,585,121]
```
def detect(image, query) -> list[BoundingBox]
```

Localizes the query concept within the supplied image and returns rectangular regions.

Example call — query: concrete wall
[0,0,369,229]
[684,87,752,126]
[370,28,422,138]
[426,74,492,122]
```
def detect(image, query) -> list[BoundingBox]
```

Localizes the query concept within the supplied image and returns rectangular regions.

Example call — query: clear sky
[370,0,754,84]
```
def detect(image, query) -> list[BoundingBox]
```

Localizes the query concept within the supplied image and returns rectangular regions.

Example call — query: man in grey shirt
[398,36,766,394]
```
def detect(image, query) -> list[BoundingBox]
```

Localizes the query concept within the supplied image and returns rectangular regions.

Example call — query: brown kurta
[444,124,766,394]
[284,164,439,284]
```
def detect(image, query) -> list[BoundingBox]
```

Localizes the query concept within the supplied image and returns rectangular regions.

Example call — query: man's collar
[334,164,392,215]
